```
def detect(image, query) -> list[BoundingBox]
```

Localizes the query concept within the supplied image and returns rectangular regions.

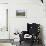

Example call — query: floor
[0,41,43,46]
[0,43,13,46]
[19,41,43,46]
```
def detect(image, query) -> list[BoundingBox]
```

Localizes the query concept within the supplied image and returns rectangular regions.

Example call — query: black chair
[19,23,40,46]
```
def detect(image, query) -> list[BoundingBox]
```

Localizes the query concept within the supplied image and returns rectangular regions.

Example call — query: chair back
[27,23,40,35]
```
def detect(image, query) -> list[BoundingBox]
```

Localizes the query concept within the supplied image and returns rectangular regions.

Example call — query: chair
[19,23,40,46]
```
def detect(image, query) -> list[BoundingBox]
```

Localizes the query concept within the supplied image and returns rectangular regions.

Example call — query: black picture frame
[16,10,25,17]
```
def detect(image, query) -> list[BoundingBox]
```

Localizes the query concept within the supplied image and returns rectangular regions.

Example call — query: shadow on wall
[40,25,45,46]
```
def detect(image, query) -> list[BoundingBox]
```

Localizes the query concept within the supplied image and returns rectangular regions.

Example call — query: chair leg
[30,41,34,46]
[20,41,21,45]
[30,39,34,46]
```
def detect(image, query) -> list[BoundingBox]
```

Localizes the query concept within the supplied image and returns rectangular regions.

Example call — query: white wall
[0,4,9,39]
[8,0,46,46]
[0,0,13,46]
[0,0,46,46]
[9,0,46,43]
[0,0,8,3]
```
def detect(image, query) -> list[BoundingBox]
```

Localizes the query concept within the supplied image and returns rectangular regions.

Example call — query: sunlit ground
[0,43,16,46]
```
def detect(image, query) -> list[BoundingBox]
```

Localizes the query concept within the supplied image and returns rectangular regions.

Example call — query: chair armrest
[19,34,24,41]
[19,31,27,41]
[22,31,28,35]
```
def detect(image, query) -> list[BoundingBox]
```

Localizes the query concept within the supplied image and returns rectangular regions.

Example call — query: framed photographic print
[16,9,26,17]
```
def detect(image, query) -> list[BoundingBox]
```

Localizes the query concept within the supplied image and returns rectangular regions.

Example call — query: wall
[0,4,9,39]
[9,0,46,45]
[0,0,46,46]
[0,0,13,46]
[0,0,8,3]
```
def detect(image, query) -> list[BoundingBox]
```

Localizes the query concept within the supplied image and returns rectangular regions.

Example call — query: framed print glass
[16,9,26,17]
